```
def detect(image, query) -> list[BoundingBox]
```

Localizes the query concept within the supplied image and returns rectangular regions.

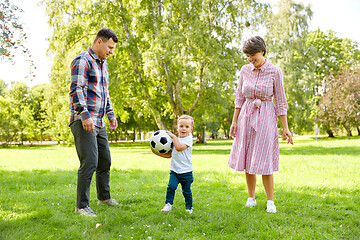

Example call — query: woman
[228,36,293,213]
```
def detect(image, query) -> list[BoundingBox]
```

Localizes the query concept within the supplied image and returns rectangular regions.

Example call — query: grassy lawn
[0,136,359,239]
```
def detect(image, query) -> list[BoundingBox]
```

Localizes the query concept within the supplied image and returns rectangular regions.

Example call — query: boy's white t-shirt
[170,134,193,174]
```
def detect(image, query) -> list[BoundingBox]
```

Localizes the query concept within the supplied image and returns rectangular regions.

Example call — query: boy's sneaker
[75,207,97,217]
[245,197,257,208]
[98,198,119,206]
[185,209,193,214]
[161,203,172,212]
[266,201,277,213]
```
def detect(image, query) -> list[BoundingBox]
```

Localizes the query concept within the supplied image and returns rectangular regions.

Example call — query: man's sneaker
[161,203,172,212]
[245,197,257,208]
[185,209,193,214]
[75,207,97,217]
[266,201,277,213]
[98,198,119,206]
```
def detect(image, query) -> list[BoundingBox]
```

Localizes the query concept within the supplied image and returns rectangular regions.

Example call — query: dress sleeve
[234,67,246,108]
[69,57,91,121]
[273,67,288,116]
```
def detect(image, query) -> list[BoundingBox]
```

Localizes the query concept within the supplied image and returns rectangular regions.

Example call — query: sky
[1,0,360,87]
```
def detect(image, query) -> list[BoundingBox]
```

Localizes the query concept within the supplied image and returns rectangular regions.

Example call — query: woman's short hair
[94,28,119,43]
[242,36,266,56]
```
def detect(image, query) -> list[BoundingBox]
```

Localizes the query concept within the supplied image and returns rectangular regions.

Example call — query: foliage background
[0,0,360,144]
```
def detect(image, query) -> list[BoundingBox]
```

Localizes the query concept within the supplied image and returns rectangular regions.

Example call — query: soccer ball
[150,130,173,154]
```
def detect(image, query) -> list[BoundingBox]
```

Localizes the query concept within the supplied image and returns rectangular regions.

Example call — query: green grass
[0,136,359,239]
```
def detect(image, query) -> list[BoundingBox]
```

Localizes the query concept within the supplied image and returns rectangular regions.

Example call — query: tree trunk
[119,0,168,130]
[202,126,207,144]
[326,127,334,138]
[344,125,352,140]
[196,125,207,144]
[357,126,360,136]
[346,130,351,140]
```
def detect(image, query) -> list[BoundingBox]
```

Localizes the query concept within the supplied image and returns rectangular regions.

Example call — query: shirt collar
[251,59,268,72]
[88,47,105,64]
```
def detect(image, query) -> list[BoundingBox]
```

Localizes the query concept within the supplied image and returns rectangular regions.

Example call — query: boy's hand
[166,130,188,152]
[166,131,176,139]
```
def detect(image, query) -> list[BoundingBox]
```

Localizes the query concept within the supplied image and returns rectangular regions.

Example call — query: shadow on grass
[280,145,360,155]
[193,140,360,156]
[307,135,360,141]
[199,140,233,146]
[1,169,359,239]
[0,144,61,150]
[109,142,150,148]
[193,149,231,155]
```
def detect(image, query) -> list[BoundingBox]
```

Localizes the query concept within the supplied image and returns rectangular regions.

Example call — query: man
[69,28,119,217]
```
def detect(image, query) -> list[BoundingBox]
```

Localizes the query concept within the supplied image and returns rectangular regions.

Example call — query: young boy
[151,115,194,214]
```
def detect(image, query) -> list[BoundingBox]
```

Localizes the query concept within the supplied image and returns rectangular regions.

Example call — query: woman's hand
[229,123,237,138]
[282,128,294,145]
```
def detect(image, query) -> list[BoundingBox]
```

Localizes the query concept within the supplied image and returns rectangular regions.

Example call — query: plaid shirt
[69,47,115,128]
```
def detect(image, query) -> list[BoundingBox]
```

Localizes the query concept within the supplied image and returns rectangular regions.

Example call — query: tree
[306,30,360,137]
[319,68,360,139]
[0,82,31,144]
[0,0,23,59]
[264,0,313,134]
[0,79,7,96]
[192,72,236,142]
[27,84,49,142]
[43,82,73,144]
[43,0,268,135]
[0,0,34,77]
[115,0,258,130]
[0,94,12,143]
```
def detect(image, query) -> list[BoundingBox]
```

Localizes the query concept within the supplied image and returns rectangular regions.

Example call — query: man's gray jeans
[70,120,112,209]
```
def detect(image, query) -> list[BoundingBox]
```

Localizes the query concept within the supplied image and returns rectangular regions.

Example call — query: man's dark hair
[242,36,266,56]
[94,28,119,43]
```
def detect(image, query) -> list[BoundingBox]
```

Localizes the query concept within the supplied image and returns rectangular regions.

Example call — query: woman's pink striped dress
[228,60,288,175]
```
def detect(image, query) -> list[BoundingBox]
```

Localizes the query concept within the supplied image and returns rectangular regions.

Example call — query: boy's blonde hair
[178,115,194,126]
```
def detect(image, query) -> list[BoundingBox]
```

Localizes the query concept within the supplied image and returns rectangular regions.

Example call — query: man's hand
[82,118,95,133]
[109,117,118,130]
